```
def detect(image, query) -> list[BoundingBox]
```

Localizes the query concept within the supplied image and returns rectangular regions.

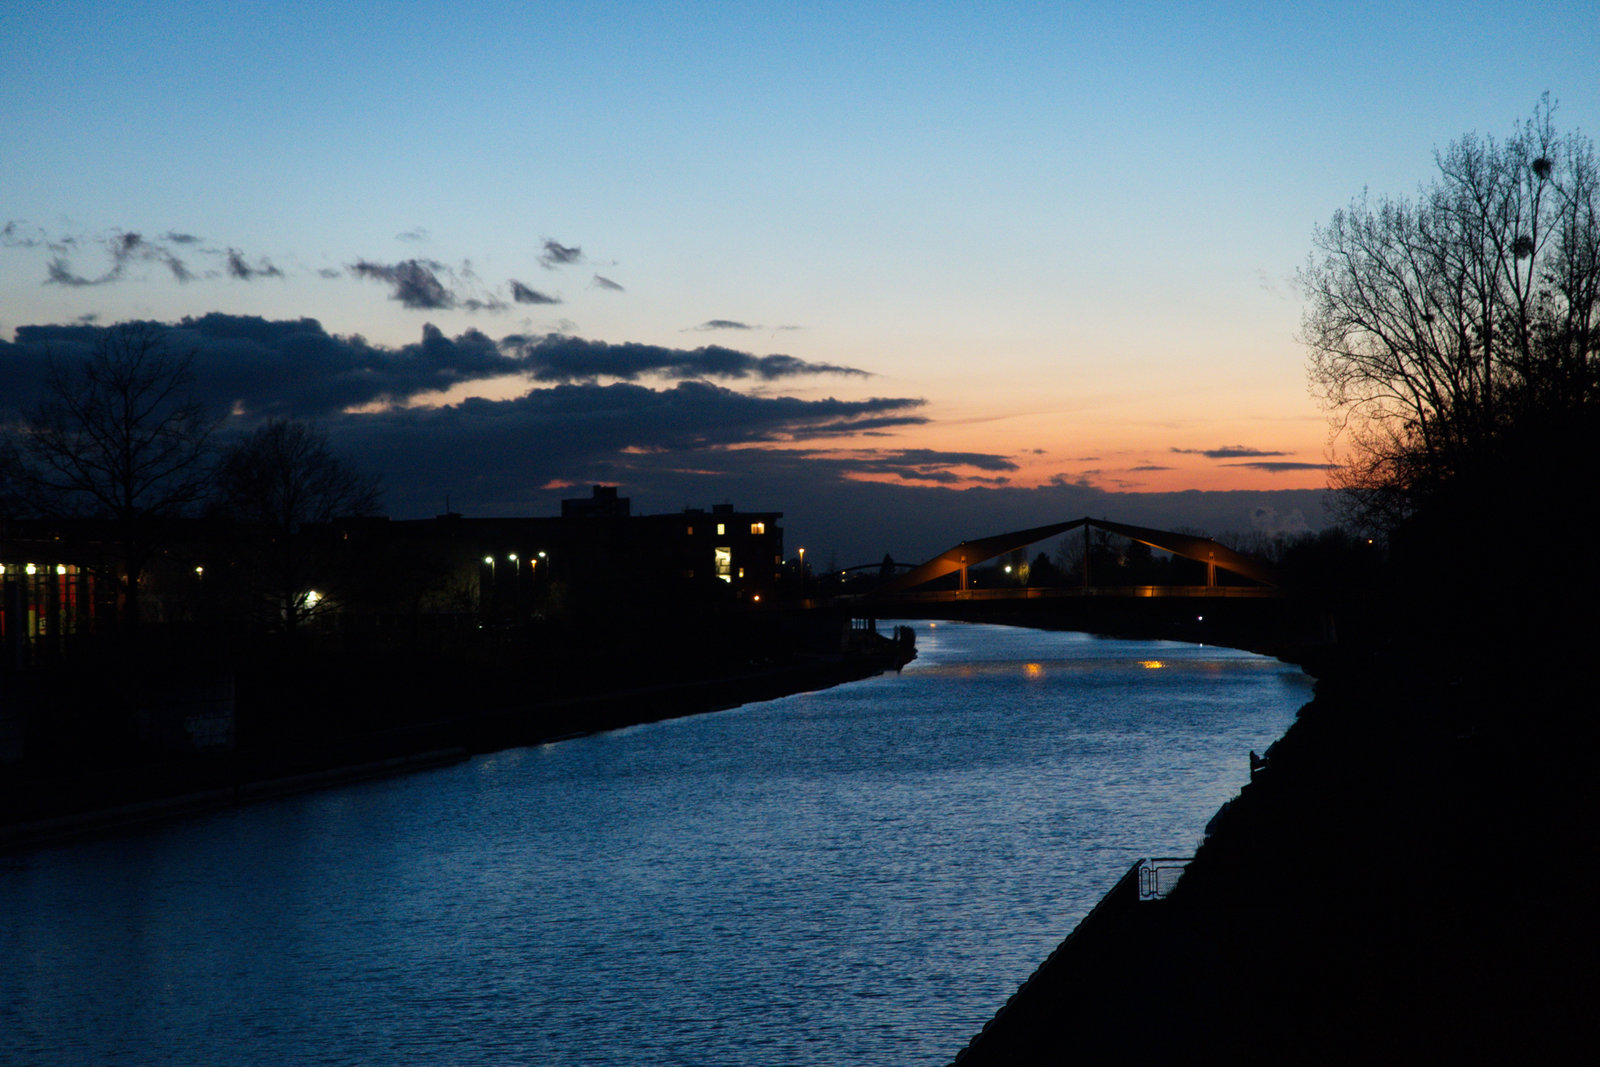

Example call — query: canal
[0,621,1310,1065]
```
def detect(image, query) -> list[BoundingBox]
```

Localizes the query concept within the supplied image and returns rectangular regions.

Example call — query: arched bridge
[817,517,1333,662]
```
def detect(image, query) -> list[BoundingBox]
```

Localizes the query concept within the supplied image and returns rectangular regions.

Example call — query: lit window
[714,547,733,582]
[686,526,694,536]
[716,523,726,536]
[750,522,765,535]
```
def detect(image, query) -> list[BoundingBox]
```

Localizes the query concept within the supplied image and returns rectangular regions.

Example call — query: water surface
[1,622,1309,1065]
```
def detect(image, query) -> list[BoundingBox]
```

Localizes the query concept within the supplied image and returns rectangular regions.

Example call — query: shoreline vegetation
[0,617,916,854]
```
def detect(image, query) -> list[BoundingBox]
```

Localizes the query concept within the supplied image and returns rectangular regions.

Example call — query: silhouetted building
[561,485,631,519]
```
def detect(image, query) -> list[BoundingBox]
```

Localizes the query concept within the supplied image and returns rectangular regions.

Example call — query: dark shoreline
[948,650,1598,1062]
[0,645,911,855]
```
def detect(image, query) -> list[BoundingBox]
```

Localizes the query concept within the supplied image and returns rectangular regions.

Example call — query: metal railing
[1137,856,1192,901]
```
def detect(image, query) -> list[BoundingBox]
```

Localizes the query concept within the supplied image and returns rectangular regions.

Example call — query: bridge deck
[851,584,1284,605]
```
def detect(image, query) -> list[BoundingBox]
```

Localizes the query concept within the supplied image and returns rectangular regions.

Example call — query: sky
[3,1,1596,562]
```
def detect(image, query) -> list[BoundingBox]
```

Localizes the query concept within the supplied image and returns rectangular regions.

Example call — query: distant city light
[508,553,518,562]
[1141,660,1165,669]
[484,556,494,565]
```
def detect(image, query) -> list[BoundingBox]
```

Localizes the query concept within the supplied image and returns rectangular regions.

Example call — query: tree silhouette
[217,418,381,630]
[7,321,214,628]
[1301,96,1598,530]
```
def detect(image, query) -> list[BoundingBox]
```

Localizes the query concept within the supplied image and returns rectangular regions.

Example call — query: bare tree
[218,418,381,630]
[10,321,215,627]
[1301,96,1598,529]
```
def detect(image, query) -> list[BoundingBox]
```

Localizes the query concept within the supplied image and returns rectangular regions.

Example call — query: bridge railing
[1137,856,1192,901]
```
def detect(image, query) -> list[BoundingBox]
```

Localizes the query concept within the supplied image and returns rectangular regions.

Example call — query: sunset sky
[4,2,1596,560]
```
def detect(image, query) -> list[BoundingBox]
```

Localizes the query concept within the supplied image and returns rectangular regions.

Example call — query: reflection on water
[0,623,1308,1066]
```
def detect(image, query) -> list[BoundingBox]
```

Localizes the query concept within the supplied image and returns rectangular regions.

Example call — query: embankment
[1,637,913,854]
[950,649,1597,1062]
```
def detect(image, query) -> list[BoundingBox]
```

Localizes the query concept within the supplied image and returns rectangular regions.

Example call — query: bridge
[803,517,1334,663]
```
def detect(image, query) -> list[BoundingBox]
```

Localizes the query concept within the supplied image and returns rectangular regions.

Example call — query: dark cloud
[693,320,754,331]
[37,229,193,286]
[2,221,46,248]
[45,257,98,286]
[802,447,1018,485]
[323,382,925,517]
[0,317,883,428]
[0,316,520,421]
[1171,445,1290,459]
[227,249,284,280]
[163,231,202,245]
[1223,461,1335,473]
[396,228,430,242]
[317,268,343,279]
[591,274,625,291]
[350,258,455,309]
[511,334,870,382]
[538,240,582,268]
[510,280,561,305]
[1129,464,1175,471]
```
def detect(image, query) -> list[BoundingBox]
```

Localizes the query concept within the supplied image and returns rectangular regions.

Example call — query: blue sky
[3,1,1596,558]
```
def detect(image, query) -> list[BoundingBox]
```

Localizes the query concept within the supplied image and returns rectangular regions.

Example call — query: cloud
[538,239,583,268]
[591,273,625,291]
[0,317,884,428]
[317,267,343,279]
[109,231,192,283]
[511,334,870,382]
[36,229,196,286]
[2,221,46,248]
[1129,464,1174,472]
[807,447,1018,485]
[163,231,202,245]
[227,249,284,280]
[328,380,928,516]
[350,258,455,309]
[1223,461,1335,473]
[0,316,519,421]
[45,257,99,286]
[510,280,561,305]
[1172,445,1290,459]
[396,227,430,242]
[692,319,754,331]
